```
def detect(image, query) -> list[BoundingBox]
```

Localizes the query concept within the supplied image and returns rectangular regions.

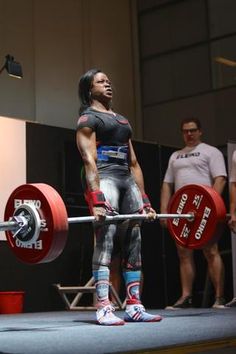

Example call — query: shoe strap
[102,305,115,314]
[130,304,145,313]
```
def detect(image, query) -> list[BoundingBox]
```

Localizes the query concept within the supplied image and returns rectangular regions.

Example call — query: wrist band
[142,193,151,208]
[87,190,106,207]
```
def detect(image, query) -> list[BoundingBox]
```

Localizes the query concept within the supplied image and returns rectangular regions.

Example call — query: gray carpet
[0,308,235,354]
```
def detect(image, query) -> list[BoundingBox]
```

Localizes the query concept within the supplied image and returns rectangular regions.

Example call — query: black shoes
[165,295,193,310]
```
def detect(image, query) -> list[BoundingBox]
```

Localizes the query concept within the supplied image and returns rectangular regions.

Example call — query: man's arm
[160,181,174,227]
[212,176,226,195]
[160,182,173,213]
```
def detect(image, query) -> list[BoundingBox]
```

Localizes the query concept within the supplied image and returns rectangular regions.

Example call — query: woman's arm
[76,127,99,191]
[128,140,155,217]
[128,140,145,194]
[76,127,106,220]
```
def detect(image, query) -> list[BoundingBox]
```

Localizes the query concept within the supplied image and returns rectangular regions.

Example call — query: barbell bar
[0,221,19,232]
[0,213,194,232]
[67,213,194,224]
[1,182,229,264]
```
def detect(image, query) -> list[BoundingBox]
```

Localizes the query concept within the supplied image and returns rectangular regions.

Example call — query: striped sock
[93,269,110,307]
[123,270,141,304]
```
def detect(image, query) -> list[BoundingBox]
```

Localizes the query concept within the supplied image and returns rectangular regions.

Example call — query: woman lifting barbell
[76,68,162,325]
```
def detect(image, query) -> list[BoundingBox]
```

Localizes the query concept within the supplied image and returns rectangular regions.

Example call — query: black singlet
[77,108,133,176]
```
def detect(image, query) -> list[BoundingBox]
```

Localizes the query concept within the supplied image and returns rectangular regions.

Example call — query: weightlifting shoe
[165,295,193,310]
[96,304,125,325]
[212,297,226,309]
[124,303,162,322]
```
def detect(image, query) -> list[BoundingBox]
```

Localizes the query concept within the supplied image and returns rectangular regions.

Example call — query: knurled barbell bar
[0,212,193,231]
[0,183,228,264]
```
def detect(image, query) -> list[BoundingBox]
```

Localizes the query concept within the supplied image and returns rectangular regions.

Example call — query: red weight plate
[167,184,226,249]
[4,183,68,264]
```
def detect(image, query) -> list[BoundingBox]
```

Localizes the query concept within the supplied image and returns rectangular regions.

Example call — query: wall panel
[143,93,216,146]
[139,0,207,57]
[138,0,236,146]
[0,0,141,138]
[208,0,236,38]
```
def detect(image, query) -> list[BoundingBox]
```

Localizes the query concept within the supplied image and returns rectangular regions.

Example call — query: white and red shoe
[124,303,162,322]
[96,304,125,326]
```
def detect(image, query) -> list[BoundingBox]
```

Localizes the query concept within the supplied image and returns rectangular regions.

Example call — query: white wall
[0,117,26,240]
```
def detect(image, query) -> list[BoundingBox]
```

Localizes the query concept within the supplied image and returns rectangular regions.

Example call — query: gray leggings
[92,174,143,271]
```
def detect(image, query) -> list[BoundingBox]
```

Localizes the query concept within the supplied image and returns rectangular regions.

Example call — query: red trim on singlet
[78,115,88,123]
[117,119,129,125]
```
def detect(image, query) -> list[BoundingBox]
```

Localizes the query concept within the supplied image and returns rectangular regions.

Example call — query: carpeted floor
[0,308,235,354]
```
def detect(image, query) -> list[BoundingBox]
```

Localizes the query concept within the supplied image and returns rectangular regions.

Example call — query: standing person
[160,117,227,309]
[228,150,236,233]
[226,150,236,307]
[76,68,162,325]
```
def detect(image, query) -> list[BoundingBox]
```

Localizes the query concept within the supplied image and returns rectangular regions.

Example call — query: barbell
[0,183,228,264]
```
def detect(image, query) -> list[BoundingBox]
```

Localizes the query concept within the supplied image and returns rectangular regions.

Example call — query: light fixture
[214,56,236,67]
[0,54,23,79]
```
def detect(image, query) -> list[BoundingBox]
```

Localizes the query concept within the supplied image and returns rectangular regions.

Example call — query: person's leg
[109,221,144,306]
[203,242,225,308]
[178,245,195,297]
[120,176,162,322]
[122,222,162,322]
[93,224,125,325]
[109,254,122,303]
[109,226,124,304]
[166,244,195,309]
[92,177,125,325]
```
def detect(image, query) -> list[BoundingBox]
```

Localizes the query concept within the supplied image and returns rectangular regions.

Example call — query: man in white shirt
[226,150,236,307]
[160,117,227,309]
